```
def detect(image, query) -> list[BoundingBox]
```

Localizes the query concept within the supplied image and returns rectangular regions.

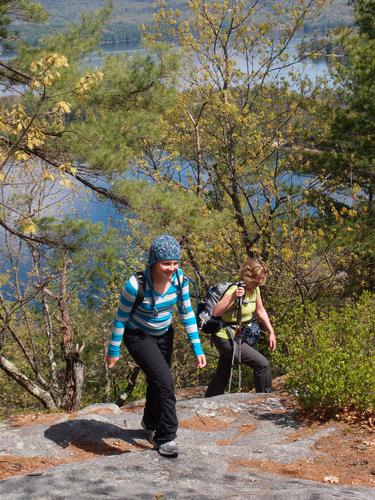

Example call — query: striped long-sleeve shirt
[107,268,204,358]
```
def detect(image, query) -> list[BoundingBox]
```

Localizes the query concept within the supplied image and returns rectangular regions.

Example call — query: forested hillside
[9,0,354,46]
[0,1,373,421]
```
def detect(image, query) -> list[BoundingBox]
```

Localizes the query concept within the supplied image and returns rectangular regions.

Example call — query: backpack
[198,281,261,345]
[197,282,236,334]
[131,271,146,315]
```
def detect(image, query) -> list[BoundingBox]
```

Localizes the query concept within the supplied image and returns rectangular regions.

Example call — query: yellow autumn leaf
[0,273,9,286]
[49,53,69,68]
[31,53,69,74]
[30,79,41,89]
[281,247,294,261]
[42,74,55,86]
[15,151,30,161]
[20,218,38,234]
[42,172,55,181]
[26,129,45,150]
[0,120,11,133]
[59,162,72,172]
[352,184,361,195]
[59,178,72,189]
[54,101,71,114]
[30,61,39,73]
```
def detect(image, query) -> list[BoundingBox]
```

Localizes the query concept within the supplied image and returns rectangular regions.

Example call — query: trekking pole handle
[235,281,245,333]
[236,281,246,308]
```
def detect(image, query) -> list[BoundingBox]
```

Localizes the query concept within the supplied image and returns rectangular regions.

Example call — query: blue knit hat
[148,235,181,267]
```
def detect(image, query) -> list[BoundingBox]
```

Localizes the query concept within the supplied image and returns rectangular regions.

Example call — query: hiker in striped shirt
[106,235,206,457]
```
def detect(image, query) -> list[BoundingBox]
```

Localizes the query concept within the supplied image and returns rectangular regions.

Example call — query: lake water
[0,39,332,294]
[1,37,331,206]
[86,39,331,82]
[79,39,331,225]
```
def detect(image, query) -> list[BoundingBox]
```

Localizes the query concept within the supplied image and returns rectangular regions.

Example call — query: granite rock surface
[0,392,373,499]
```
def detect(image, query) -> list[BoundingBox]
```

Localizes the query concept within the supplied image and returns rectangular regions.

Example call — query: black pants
[205,335,272,397]
[123,327,177,444]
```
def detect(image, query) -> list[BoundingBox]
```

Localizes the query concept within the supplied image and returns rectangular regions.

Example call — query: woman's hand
[234,286,245,298]
[106,355,120,368]
[213,285,245,316]
[269,332,276,352]
[196,354,207,368]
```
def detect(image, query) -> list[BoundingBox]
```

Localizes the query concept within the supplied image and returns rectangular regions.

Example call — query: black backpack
[130,271,146,315]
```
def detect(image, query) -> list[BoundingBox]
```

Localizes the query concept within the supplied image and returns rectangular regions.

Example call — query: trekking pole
[228,328,236,394]
[236,284,245,392]
[228,282,245,393]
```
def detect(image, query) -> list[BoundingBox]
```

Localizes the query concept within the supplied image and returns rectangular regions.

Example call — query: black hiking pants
[123,326,177,444]
[205,335,272,397]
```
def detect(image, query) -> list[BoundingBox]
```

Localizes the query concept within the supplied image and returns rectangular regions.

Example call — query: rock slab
[0,392,373,499]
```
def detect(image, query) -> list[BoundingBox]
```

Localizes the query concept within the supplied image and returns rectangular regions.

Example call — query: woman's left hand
[269,332,276,352]
[196,354,207,368]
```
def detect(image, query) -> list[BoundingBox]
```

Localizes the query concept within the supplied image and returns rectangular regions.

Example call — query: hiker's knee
[260,357,270,369]
[249,354,270,372]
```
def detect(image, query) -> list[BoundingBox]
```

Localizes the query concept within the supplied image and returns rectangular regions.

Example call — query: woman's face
[152,260,179,281]
[258,272,268,286]
[246,272,268,290]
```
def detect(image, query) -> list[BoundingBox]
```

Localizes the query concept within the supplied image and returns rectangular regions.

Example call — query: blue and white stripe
[107,268,203,357]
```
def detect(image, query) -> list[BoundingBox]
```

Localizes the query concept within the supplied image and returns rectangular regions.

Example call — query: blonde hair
[239,257,268,289]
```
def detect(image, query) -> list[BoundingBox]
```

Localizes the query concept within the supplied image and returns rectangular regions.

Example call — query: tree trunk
[41,292,60,401]
[61,344,85,412]
[103,353,111,403]
[59,254,84,412]
[0,354,58,410]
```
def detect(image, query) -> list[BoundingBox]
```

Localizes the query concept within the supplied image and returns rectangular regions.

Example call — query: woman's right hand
[106,355,120,368]
[234,285,245,298]
[214,285,245,316]
[196,354,207,368]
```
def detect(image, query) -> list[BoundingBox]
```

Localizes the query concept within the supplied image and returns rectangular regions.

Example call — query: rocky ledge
[0,391,374,499]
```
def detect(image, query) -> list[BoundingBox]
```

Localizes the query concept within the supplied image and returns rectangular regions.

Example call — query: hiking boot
[154,440,179,458]
[141,419,155,442]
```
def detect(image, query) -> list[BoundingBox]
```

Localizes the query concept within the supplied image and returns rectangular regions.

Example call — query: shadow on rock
[255,412,302,428]
[44,419,150,455]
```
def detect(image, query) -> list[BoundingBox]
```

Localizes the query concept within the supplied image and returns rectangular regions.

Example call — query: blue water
[84,39,331,82]
[0,39,332,299]
[70,185,127,229]
[76,39,330,224]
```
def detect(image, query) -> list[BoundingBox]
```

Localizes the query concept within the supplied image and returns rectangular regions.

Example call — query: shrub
[273,292,375,418]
